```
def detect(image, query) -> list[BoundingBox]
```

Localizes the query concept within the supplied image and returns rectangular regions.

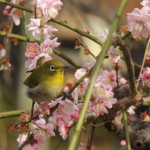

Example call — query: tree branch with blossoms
[0,0,150,150]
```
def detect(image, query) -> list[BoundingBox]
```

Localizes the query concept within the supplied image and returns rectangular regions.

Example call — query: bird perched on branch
[24,59,66,103]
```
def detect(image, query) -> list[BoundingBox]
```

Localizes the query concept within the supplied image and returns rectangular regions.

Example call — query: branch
[0,0,32,13]
[0,110,29,119]
[113,36,139,98]
[50,19,103,46]
[123,111,131,150]
[53,49,82,69]
[68,0,129,149]
[137,38,150,87]
[0,31,39,43]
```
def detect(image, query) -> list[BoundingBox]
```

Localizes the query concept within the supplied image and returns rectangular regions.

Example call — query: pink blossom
[74,61,94,79]
[119,77,127,85]
[34,0,63,21]
[53,99,78,124]
[75,68,87,79]
[17,133,28,146]
[127,8,150,38]
[120,140,126,146]
[31,118,55,140]
[141,0,150,7]
[82,26,90,34]
[89,89,117,116]
[25,53,52,71]
[39,0,63,22]
[6,33,12,38]
[3,0,21,26]
[40,38,60,54]
[25,43,40,59]
[58,120,73,140]
[141,67,150,88]
[98,28,108,40]
[22,139,44,150]
[141,67,150,80]
[27,19,57,40]
[17,134,44,150]
[95,70,117,90]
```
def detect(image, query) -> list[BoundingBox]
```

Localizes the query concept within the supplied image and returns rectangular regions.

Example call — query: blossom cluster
[3,0,25,26]
[16,98,79,149]
[127,0,150,38]
[24,0,62,71]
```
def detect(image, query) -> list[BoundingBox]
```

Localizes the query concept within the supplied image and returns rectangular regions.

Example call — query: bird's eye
[50,65,56,71]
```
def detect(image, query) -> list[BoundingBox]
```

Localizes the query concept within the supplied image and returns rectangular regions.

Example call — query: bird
[24,59,66,103]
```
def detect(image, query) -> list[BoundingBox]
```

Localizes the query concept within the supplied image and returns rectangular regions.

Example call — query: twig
[0,110,29,119]
[0,31,39,43]
[0,0,32,13]
[68,0,128,149]
[113,36,138,98]
[137,38,150,87]
[123,111,131,150]
[53,49,82,69]
[50,19,103,46]
[87,122,96,150]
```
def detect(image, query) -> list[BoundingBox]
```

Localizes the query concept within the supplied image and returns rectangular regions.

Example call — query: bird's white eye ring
[50,65,56,71]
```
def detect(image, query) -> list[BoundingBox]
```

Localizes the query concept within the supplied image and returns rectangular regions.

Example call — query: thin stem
[123,111,131,150]
[0,0,32,13]
[53,49,82,69]
[18,134,32,150]
[23,11,28,37]
[137,38,150,87]
[0,110,29,119]
[114,36,138,97]
[115,63,119,86]
[40,16,45,43]
[87,123,96,150]
[30,101,35,120]
[68,0,128,149]
[0,31,39,43]
[50,19,103,46]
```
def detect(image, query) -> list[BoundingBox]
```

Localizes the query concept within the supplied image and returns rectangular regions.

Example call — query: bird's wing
[24,72,40,88]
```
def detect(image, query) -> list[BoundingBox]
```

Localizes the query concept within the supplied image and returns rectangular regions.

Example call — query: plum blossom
[120,140,126,146]
[27,18,57,40]
[89,89,117,116]
[17,133,28,146]
[127,7,150,38]
[31,118,55,140]
[25,43,40,59]
[3,0,22,26]
[17,133,44,150]
[107,46,121,64]
[25,53,52,71]
[98,28,108,40]
[33,0,63,22]
[40,38,60,54]
[141,67,150,88]
[95,70,117,90]
[58,120,73,140]
[53,99,79,124]
[141,0,150,7]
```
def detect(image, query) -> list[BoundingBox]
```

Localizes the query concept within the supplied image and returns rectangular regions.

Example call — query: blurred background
[0,0,147,150]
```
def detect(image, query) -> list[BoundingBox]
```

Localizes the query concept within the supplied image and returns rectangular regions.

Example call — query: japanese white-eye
[24,59,65,103]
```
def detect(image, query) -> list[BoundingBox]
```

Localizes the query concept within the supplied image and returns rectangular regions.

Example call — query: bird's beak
[57,66,68,70]
[63,66,68,69]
